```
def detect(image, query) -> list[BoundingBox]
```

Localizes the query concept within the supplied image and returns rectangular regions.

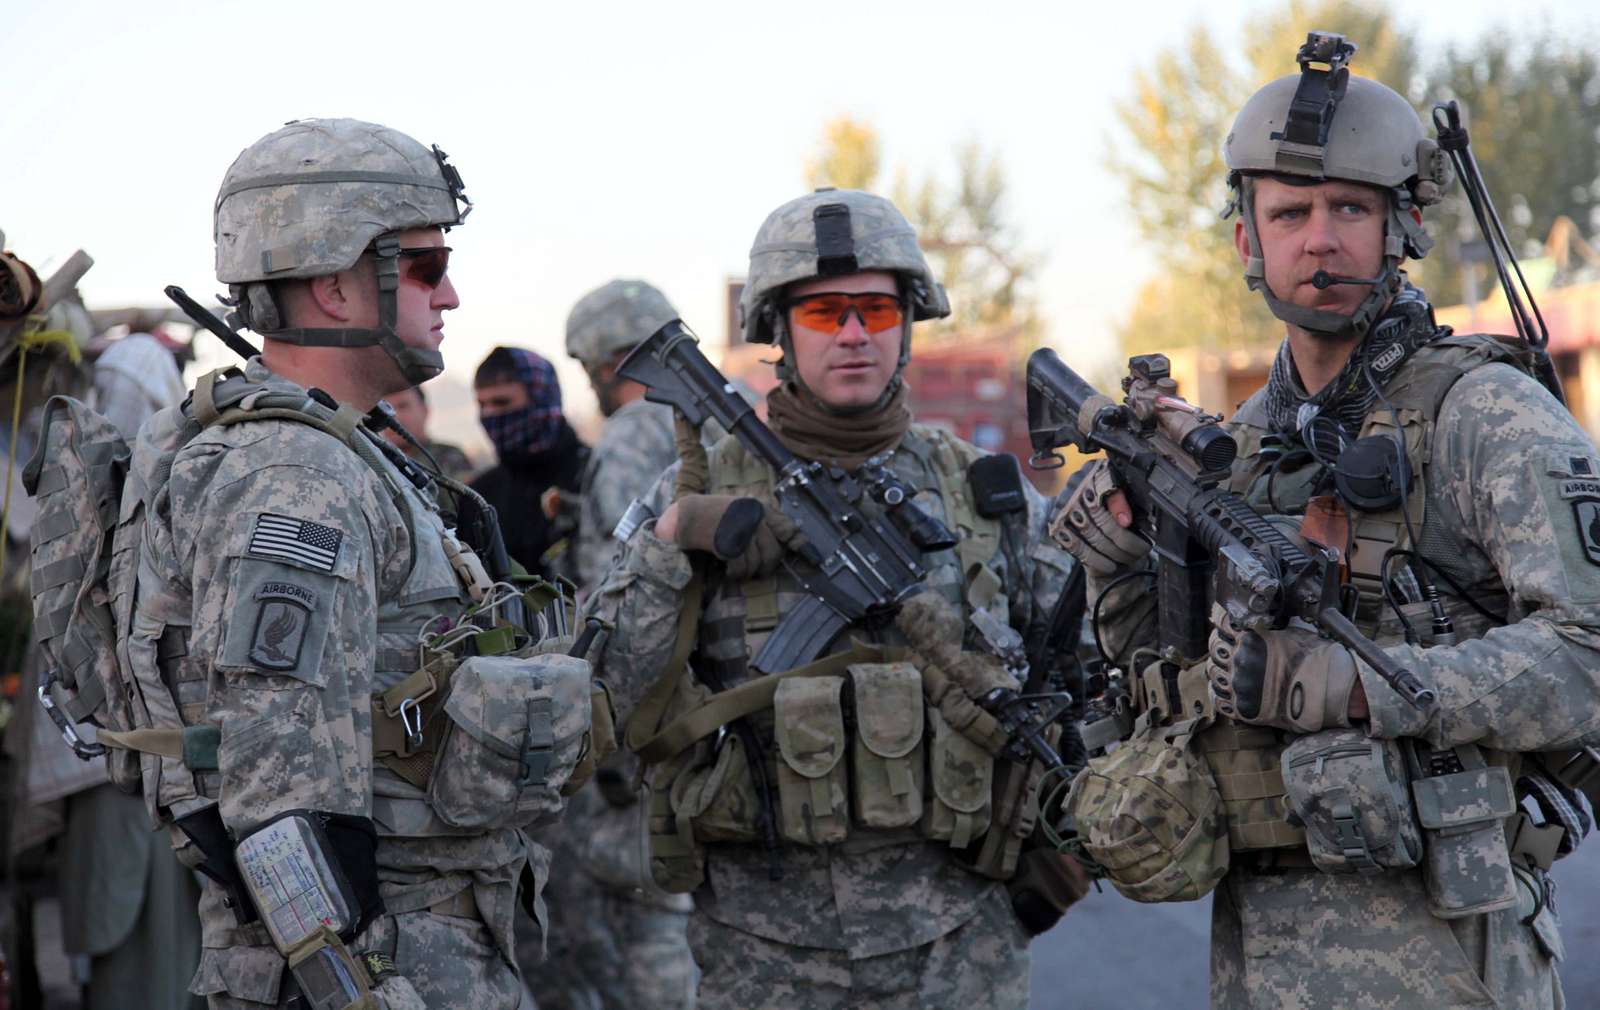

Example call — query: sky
[5,0,1597,440]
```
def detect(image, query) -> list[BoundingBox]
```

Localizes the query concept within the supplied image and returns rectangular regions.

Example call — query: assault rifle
[617,320,958,673]
[1025,349,1436,714]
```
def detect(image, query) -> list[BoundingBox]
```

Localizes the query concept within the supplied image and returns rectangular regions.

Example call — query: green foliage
[803,118,1040,340]
[1413,31,1600,303]
[803,116,883,193]
[1114,0,1599,352]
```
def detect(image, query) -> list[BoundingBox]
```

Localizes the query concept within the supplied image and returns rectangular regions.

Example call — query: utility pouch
[922,707,995,850]
[1281,728,1422,874]
[428,653,591,831]
[1062,717,1228,903]
[848,662,925,830]
[962,741,1053,880]
[285,927,378,1010]
[677,733,764,844]
[773,676,850,845]
[1406,742,1518,918]
[644,743,713,894]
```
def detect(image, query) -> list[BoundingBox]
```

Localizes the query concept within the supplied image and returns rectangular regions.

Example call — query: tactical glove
[670,493,804,582]
[1207,610,1358,733]
[1047,460,1148,577]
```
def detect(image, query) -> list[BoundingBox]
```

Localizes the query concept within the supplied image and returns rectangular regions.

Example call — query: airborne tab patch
[248,513,342,573]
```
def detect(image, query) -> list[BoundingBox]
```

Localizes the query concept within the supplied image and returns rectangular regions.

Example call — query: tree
[1111,1,1418,354]
[892,144,1041,339]
[803,116,882,192]
[802,118,1041,340]
[1413,31,1600,304]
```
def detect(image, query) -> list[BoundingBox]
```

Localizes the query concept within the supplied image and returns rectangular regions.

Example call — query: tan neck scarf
[766,380,911,470]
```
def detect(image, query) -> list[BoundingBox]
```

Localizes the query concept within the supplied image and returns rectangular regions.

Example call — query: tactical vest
[631,424,1053,890]
[42,368,516,826]
[1183,333,1532,851]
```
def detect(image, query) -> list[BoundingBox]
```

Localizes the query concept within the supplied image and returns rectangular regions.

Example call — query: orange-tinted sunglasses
[397,246,451,288]
[787,292,903,334]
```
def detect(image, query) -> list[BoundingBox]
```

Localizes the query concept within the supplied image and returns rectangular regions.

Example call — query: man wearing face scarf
[584,189,1079,1010]
[470,346,588,576]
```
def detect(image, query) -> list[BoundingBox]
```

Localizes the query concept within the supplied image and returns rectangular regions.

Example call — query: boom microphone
[1311,269,1384,290]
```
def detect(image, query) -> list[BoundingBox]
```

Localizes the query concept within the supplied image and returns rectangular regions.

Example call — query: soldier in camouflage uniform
[587,189,1076,1010]
[1058,36,1598,1009]
[514,279,696,1010]
[566,279,684,591]
[116,119,575,1009]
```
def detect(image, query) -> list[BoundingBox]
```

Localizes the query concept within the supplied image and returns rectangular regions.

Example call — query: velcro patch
[248,513,342,573]
[249,594,311,671]
[1573,499,1600,568]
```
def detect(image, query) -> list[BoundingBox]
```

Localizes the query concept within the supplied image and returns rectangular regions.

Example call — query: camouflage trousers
[1211,864,1564,1009]
[687,885,1030,1010]
[517,881,695,1010]
[195,909,522,1010]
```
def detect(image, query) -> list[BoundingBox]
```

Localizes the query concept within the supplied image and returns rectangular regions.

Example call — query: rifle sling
[633,641,909,766]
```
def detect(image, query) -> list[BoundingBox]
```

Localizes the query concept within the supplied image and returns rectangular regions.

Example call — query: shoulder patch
[248,513,343,573]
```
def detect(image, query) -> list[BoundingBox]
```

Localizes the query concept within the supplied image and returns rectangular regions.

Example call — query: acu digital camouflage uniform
[586,190,1075,1010]
[145,360,533,1009]
[1084,42,1595,1010]
[519,279,694,1010]
[120,119,554,1009]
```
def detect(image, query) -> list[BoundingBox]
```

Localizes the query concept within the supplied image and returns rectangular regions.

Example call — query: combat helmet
[213,118,471,383]
[565,278,678,366]
[741,188,948,397]
[1224,33,1452,338]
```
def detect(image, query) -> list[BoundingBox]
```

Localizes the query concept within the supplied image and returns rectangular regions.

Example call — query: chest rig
[1185,333,1532,852]
[630,425,1057,891]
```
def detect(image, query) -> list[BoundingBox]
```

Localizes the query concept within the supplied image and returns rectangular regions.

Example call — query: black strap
[174,806,260,927]
[217,170,450,204]
[319,812,385,942]
[813,203,858,277]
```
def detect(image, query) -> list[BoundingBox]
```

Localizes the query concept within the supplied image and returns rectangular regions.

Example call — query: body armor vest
[1193,333,1533,851]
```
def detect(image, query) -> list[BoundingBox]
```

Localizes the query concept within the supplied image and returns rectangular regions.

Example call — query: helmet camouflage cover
[213,118,471,382]
[1224,33,1453,337]
[565,278,678,365]
[740,188,949,361]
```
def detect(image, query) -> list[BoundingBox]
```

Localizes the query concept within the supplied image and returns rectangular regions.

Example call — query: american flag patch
[248,514,343,573]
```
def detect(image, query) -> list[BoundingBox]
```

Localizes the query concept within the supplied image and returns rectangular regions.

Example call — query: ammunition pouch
[1281,728,1422,874]
[637,644,1051,892]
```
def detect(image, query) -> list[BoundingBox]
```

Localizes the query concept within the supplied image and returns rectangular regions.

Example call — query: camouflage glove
[1207,612,1357,733]
[1047,460,1148,577]
[670,493,804,581]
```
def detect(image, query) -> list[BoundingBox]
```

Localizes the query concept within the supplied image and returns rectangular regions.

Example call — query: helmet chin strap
[1236,176,1409,339]
[248,233,445,385]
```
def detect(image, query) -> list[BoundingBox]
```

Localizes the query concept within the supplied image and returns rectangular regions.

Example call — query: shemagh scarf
[480,348,565,459]
[766,380,912,471]
[1262,282,1446,455]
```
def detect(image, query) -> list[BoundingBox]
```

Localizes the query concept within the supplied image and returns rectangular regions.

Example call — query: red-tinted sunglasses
[397,245,452,288]
[787,292,903,334]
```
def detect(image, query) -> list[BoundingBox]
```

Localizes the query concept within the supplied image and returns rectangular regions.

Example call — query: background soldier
[516,279,696,1010]
[587,188,1077,1010]
[379,384,475,483]
[106,118,574,1008]
[565,279,682,591]
[1059,36,1598,1008]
